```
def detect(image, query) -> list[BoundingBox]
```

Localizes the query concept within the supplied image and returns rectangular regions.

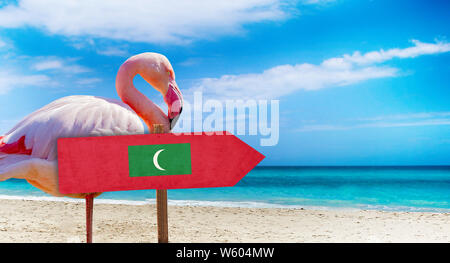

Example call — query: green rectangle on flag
[128,143,191,177]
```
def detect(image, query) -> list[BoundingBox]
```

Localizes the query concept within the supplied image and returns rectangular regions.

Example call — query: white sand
[0,199,449,242]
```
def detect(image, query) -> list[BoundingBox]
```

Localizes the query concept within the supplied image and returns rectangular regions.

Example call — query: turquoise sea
[1,166,450,212]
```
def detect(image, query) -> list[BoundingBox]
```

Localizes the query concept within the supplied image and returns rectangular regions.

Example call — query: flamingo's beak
[165,82,183,130]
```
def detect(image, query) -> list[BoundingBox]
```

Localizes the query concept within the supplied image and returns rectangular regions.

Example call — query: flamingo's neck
[116,60,170,133]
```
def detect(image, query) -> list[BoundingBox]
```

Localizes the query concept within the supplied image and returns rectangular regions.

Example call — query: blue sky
[0,0,449,165]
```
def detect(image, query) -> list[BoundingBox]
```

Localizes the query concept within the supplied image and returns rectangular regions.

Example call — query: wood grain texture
[153,124,168,243]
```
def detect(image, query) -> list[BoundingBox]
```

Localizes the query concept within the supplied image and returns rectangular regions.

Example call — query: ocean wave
[356,204,450,213]
[0,194,304,208]
[0,194,449,212]
[0,194,147,205]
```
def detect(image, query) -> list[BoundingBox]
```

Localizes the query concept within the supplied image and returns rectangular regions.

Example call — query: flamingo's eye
[167,70,175,79]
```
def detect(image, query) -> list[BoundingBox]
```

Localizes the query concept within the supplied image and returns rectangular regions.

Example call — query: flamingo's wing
[1,95,145,161]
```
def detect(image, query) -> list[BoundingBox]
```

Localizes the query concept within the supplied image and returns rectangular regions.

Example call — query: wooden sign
[57,132,264,194]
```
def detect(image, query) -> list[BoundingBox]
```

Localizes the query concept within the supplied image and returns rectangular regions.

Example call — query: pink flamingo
[0,52,183,241]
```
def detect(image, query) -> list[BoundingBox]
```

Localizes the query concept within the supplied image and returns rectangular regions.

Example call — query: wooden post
[156,189,168,243]
[85,193,94,243]
[153,124,168,243]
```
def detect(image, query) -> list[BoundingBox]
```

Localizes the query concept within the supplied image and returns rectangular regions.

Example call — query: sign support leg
[156,189,168,243]
[85,193,94,243]
[152,123,168,243]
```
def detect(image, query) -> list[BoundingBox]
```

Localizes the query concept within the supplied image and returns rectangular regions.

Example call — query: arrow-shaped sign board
[57,132,264,194]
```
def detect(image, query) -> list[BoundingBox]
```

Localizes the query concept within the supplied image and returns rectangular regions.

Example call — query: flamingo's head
[133,53,184,130]
[116,52,183,130]
[159,59,183,130]
[164,81,183,130]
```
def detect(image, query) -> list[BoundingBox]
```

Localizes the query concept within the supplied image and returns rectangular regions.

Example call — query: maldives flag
[128,143,192,177]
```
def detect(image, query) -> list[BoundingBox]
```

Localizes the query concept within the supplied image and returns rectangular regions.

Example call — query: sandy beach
[0,199,449,243]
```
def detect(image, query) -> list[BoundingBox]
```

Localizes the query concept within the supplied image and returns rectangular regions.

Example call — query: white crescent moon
[153,149,166,171]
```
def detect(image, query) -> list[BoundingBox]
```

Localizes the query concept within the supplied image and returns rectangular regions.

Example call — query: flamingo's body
[0,53,183,199]
[0,96,145,197]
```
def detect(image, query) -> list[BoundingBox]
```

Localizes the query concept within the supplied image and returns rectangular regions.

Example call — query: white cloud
[32,60,63,71]
[299,119,450,132]
[354,112,450,122]
[302,0,336,5]
[192,40,450,100]
[297,112,450,132]
[0,36,13,50]
[363,119,450,128]
[0,61,100,94]
[0,69,52,94]
[96,46,129,57]
[0,53,97,94]
[178,58,202,67]
[330,40,450,66]
[195,65,396,100]
[297,124,347,132]
[0,0,292,44]
[31,57,90,74]
[68,38,129,57]
[75,78,102,86]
